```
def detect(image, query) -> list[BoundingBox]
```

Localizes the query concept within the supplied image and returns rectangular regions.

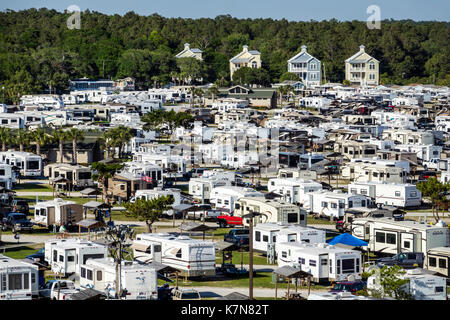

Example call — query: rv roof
[278,242,357,254]
[84,258,156,271]
[255,222,312,232]
[36,198,77,207]
[138,233,215,247]
[0,254,38,269]
[354,217,448,231]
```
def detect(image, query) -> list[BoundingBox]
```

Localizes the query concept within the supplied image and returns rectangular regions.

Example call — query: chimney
[301,45,307,52]
[359,45,366,52]
[184,43,190,50]
[243,45,248,52]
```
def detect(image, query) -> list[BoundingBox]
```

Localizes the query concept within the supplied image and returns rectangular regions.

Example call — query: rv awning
[218,292,251,300]
[83,201,109,209]
[131,242,151,252]
[145,261,179,274]
[273,266,311,278]
[76,219,106,229]
[178,222,215,232]
[215,241,239,252]
[172,204,196,212]
[53,176,69,183]
[80,188,99,195]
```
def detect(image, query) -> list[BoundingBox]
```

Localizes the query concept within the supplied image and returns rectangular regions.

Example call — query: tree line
[0,9,449,103]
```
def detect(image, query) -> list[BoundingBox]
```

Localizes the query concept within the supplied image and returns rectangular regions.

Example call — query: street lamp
[242,211,261,300]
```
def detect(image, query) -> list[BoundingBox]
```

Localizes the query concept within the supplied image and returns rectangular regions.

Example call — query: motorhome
[0,255,39,300]
[132,233,216,277]
[348,181,421,207]
[189,177,232,201]
[0,151,42,177]
[253,222,326,254]
[44,238,108,277]
[209,186,264,213]
[267,178,323,205]
[132,154,186,179]
[276,242,362,283]
[304,190,372,220]
[233,197,306,227]
[34,198,83,229]
[367,268,447,300]
[130,188,182,216]
[351,218,449,256]
[44,163,94,190]
[0,114,25,129]
[426,247,450,277]
[121,162,164,187]
[79,258,158,300]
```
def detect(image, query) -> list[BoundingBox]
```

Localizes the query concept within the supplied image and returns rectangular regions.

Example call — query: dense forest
[0,8,449,103]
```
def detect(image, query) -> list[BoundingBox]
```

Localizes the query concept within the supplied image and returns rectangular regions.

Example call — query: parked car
[39,280,79,300]
[26,247,47,266]
[172,288,201,300]
[186,204,222,221]
[157,284,173,301]
[11,200,29,215]
[224,228,249,247]
[1,212,34,232]
[217,215,244,228]
[329,280,366,294]
[377,252,424,269]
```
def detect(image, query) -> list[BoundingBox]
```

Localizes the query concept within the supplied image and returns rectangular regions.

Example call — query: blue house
[287,45,321,88]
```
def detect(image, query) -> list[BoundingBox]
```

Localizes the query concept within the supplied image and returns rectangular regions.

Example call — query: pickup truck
[377,252,424,269]
[1,212,34,232]
[224,228,250,247]
[217,215,243,228]
[186,204,222,221]
[39,280,80,300]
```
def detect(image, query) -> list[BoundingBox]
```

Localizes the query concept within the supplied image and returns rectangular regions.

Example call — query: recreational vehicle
[132,233,216,277]
[276,242,362,283]
[189,177,232,201]
[44,238,108,277]
[0,151,42,177]
[253,222,326,254]
[45,163,94,190]
[351,217,449,256]
[130,188,182,216]
[267,178,323,205]
[34,198,83,229]
[426,247,450,278]
[0,255,39,300]
[348,181,422,207]
[304,190,372,219]
[209,186,264,213]
[79,258,158,300]
[233,197,306,227]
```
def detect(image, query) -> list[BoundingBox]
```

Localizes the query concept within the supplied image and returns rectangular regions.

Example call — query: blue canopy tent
[327,233,368,247]
[327,233,370,272]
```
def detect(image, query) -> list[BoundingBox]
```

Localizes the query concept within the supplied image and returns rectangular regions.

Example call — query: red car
[217,215,243,228]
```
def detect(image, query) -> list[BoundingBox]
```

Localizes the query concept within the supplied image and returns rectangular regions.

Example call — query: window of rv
[439,258,447,269]
[287,213,298,223]
[429,257,437,267]
[176,250,182,258]
[263,235,269,242]
[309,260,317,267]
[27,160,40,170]
[81,267,86,278]
[255,231,261,242]
[342,259,355,273]
[376,232,385,243]
[79,172,92,180]
[386,233,396,244]
[8,273,28,290]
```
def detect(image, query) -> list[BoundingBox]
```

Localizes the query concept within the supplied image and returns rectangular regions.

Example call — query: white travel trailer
[0,151,42,177]
[0,163,15,190]
[44,238,108,277]
[304,190,372,219]
[189,177,232,201]
[348,181,421,207]
[426,247,450,278]
[267,178,323,205]
[395,144,442,162]
[45,163,94,189]
[132,233,216,277]
[276,242,362,283]
[0,255,39,300]
[0,114,25,129]
[34,198,83,229]
[79,258,158,300]
[132,154,186,179]
[253,222,326,254]
[351,217,449,255]
[367,268,447,300]
[122,162,164,187]
[130,188,182,216]
[209,186,264,213]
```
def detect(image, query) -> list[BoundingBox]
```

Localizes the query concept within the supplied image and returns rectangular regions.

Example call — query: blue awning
[327,233,368,247]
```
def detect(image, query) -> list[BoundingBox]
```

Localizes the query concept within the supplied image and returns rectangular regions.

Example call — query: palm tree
[91,162,124,201]
[13,129,31,152]
[195,88,204,107]
[207,85,220,104]
[189,86,196,108]
[66,128,85,164]
[51,129,68,163]
[0,127,12,151]
[115,126,133,158]
[31,127,51,156]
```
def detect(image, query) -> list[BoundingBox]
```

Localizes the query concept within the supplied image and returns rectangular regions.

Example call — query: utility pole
[243,211,261,300]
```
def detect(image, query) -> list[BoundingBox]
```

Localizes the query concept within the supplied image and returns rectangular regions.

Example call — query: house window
[252,61,257,69]
[369,62,375,70]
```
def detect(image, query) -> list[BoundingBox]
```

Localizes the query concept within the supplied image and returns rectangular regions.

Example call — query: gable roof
[230,46,261,63]
[346,46,379,63]
[288,48,320,64]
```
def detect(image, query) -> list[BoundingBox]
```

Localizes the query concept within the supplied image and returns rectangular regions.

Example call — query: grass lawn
[1,243,43,259]
[215,251,271,266]
[14,183,54,192]
[307,216,335,225]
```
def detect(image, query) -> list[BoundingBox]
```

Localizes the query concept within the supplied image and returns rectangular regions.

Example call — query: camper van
[367,268,447,300]
[34,198,83,229]
[426,247,450,278]
[0,151,42,177]
[348,181,421,208]
[276,242,362,283]
[267,178,323,205]
[45,163,94,190]
[132,233,216,277]
[44,238,108,277]
[0,255,39,300]
[253,222,326,254]
[130,188,182,216]
[351,218,449,256]
[79,258,158,300]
